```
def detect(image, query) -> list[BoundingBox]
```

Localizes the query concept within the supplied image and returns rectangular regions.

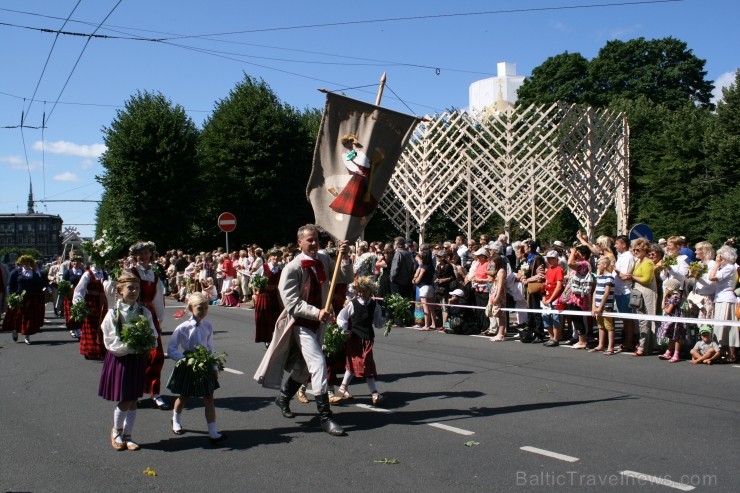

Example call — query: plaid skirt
[166,362,219,398]
[345,336,377,378]
[98,352,147,402]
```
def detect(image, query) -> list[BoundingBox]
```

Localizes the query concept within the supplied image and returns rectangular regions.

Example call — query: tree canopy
[96,91,200,249]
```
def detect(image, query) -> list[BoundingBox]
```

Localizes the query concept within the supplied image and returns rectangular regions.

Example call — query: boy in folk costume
[254,224,353,436]
[336,276,386,405]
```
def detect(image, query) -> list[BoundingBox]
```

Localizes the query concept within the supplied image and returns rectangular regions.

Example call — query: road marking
[223,368,244,375]
[733,365,740,369]
[619,471,694,491]
[427,422,475,436]
[520,446,579,462]
[355,403,394,413]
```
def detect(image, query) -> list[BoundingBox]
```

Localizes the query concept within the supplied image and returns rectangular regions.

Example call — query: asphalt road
[1,302,738,493]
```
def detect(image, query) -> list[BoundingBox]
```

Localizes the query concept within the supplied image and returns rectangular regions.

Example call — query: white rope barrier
[373,297,740,328]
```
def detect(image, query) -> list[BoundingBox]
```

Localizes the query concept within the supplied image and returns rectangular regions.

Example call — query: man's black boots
[275,378,302,418]
[315,393,344,436]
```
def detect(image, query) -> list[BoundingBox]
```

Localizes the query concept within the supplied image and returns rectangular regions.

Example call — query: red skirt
[329,173,378,217]
[254,291,281,343]
[63,297,80,330]
[79,297,108,360]
[345,336,377,378]
[1,307,22,333]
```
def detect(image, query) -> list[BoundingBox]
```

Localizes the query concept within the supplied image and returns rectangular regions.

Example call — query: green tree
[589,37,714,110]
[516,52,592,107]
[705,70,740,245]
[96,91,199,249]
[196,75,315,247]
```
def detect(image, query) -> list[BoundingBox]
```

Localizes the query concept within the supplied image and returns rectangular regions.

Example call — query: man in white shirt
[613,235,636,350]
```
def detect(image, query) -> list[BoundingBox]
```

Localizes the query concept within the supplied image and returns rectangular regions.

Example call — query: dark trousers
[527,292,545,336]
[474,290,489,330]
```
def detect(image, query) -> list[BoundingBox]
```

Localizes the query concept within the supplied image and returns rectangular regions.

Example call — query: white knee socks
[123,409,137,436]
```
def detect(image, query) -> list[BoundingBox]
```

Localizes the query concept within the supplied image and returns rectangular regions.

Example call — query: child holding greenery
[98,270,158,451]
[167,293,226,444]
[336,277,386,405]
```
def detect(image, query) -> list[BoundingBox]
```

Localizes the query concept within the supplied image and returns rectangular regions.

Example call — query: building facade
[0,213,64,260]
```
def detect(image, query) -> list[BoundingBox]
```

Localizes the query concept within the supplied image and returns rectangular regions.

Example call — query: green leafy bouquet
[176,344,227,382]
[322,323,346,357]
[383,293,412,337]
[70,299,91,323]
[251,274,268,291]
[58,280,73,298]
[687,261,708,279]
[662,256,677,269]
[120,315,157,354]
[8,290,25,309]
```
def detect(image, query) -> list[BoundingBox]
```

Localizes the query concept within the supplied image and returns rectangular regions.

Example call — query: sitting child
[442,289,466,334]
[690,325,721,365]
[218,284,240,307]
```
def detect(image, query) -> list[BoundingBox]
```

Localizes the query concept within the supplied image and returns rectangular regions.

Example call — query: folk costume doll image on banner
[328,134,385,220]
[307,92,419,243]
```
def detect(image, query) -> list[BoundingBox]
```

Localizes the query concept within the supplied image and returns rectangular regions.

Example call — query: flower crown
[351,276,378,294]
[17,254,36,265]
[130,240,156,254]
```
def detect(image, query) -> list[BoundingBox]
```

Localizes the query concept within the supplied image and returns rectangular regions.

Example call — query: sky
[1,0,738,241]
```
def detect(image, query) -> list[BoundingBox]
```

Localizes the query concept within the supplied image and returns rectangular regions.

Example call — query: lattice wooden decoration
[378,104,629,242]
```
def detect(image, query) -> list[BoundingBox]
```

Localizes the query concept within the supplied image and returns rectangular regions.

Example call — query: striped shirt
[593,274,615,310]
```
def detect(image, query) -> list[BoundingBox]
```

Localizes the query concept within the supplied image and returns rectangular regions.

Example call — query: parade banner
[307,92,420,242]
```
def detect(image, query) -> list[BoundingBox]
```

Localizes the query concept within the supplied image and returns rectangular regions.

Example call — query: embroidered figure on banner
[327,134,385,224]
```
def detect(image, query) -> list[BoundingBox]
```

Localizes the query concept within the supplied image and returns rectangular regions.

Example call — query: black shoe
[275,394,295,418]
[152,398,171,411]
[12,330,18,342]
[315,393,344,436]
[209,433,227,445]
[275,378,302,418]
[544,340,559,347]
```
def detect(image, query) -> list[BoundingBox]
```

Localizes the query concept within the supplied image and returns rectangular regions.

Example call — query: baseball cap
[545,250,559,259]
[450,289,465,297]
[699,325,712,335]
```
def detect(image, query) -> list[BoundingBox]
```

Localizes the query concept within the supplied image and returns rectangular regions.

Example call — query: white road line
[619,471,694,491]
[223,368,244,375]
[732,365,740,369]
[354,403,394,413]
[427,422,475,436]
[520,446,579,463]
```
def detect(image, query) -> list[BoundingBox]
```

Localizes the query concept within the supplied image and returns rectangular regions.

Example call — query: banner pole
[323,248,344,313]
[375,72,387,106]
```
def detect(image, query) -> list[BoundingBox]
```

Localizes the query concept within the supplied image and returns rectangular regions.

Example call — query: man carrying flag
[254,224,353,436]
[256,88,419,436]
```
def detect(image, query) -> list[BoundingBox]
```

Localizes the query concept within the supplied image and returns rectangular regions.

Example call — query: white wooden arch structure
[378,103,629,243]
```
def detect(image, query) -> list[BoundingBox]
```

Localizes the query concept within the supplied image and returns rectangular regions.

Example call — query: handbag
[629,289,644,309]
[527,282,543,295]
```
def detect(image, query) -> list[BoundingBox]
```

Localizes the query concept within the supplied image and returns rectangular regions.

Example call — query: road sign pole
[225,231,229,254]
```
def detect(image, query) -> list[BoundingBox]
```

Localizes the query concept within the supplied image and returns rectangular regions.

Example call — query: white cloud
[80,159,95,169]
[53,171,80,182]
[32,140,106,158]
[712,70,737,104]
[596,24,642,40]
[1,155,42,170]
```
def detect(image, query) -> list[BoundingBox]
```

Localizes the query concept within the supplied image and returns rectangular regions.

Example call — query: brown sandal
[337,385,353,399]
[111,428,126,451]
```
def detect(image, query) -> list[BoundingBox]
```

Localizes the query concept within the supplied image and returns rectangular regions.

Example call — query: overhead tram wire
[45,0,124,125]
[160,40,446,113]
[152,0,684,38]
[0,0,684,83]
[24,0,82,121]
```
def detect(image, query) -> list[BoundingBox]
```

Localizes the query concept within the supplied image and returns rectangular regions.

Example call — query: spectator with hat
[542,250,565,347]
[469,247,491,333]
[690,325,721,364]
[442,289,466,334]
